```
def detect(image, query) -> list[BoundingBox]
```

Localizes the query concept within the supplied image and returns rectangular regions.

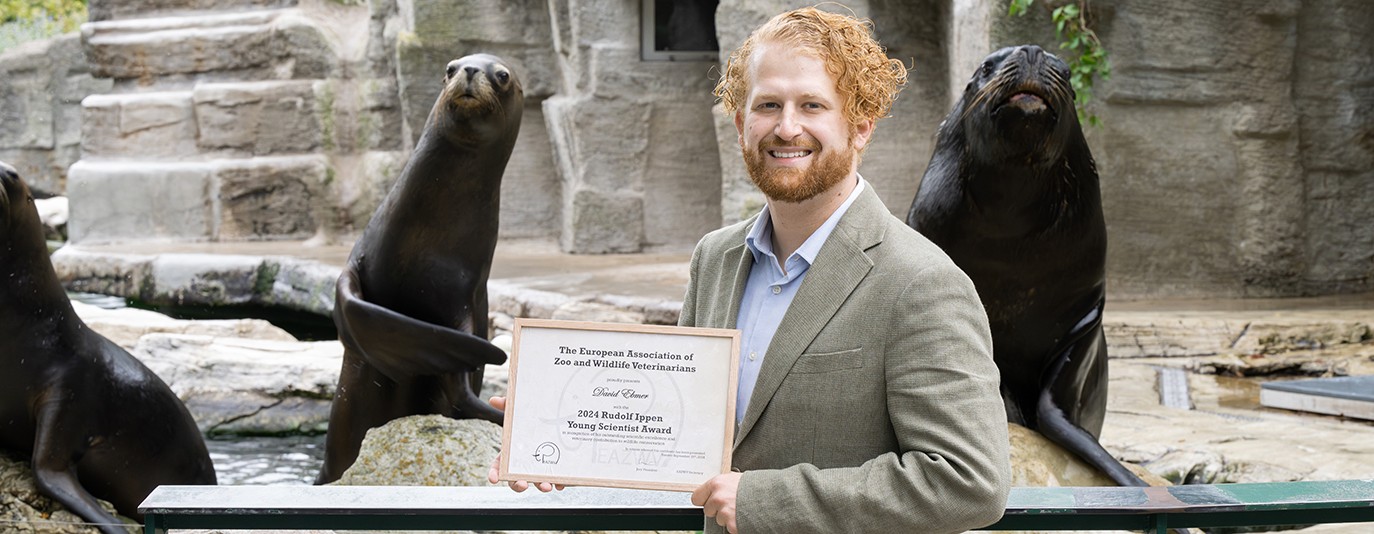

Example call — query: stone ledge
[89,0,299,23]
[51,247,1374,357]
[66,160,216,243]
[1105,310,1374,359]
[51,247,686,327]
[83,8,336,80]
[66,155,335,244]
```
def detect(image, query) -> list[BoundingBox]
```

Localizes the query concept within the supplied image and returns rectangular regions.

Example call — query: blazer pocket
[791,347,865,374]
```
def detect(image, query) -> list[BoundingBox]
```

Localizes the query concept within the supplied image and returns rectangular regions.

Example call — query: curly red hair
[715,6,908,126]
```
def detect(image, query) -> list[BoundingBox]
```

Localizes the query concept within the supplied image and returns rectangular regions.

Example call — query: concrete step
[82,90,199,159]
[195,80,323,155]
[83,9,335,81]
[89,0,299,23]
[82,79,403,159]
[82,81,327,159]
[67,155,331,244]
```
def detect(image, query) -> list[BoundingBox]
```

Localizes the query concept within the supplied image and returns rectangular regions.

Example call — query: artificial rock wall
[13,0,1372,299]
[0,35,110,196]
[993,0,1374,298]
[69,0,406,244]
[715,0,1373,299]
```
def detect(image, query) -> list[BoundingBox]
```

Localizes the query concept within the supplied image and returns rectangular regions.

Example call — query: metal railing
[140,479,1374,533]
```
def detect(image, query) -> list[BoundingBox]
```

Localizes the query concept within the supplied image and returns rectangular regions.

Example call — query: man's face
[735,42,873,204]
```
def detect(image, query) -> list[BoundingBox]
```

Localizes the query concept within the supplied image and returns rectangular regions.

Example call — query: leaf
[1009,0,1033,17]
[1003,0,1110,127]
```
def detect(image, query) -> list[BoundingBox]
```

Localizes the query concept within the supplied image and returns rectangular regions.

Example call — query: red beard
[743,136,854,203]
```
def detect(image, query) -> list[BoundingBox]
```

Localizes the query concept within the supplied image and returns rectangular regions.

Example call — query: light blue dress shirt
[734,178,867,423]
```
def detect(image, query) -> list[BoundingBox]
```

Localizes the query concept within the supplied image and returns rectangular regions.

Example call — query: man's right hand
[485,395,566,492]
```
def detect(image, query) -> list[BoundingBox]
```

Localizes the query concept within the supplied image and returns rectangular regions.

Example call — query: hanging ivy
[0,0,87,52]
[1,0,87,31]
[1008,0,1110,126]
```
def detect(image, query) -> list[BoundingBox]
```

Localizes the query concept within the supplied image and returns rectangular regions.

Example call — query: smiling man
[679,7,1011,534]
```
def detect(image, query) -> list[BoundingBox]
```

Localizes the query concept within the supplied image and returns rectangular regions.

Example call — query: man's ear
[734,111,745,148]
[851,119,875,150]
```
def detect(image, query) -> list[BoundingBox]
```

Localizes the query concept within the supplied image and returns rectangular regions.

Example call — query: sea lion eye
[445,64,458,78]
[980,61,995,78]
[496,70,510,84]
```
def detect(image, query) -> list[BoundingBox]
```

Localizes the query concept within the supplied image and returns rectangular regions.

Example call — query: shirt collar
[745,176,867,265]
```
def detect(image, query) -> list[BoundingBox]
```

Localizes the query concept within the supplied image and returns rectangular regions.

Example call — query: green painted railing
[141,479,1374,533]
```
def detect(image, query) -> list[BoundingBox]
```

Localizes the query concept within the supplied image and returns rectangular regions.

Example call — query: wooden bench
[141,479,1374,533]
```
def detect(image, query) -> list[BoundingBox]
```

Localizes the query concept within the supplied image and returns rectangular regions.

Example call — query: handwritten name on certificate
[498,319,740,492]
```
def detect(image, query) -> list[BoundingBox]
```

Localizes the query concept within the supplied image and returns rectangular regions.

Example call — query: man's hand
[692,472,742,534]
[485,395,565,492]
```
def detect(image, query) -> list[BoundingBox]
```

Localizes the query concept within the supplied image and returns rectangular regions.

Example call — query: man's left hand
[692,472,742,534]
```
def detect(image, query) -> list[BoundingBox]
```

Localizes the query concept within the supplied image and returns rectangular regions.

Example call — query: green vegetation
[317,82,337,152]
[0,0,87,52]
[1008,0,1110,126]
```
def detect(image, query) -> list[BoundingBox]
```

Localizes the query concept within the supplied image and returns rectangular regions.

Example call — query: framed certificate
[498,318,740,492]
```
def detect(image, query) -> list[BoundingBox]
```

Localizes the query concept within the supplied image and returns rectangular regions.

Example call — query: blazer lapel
[718,241,752,329]
[733,186,887,446]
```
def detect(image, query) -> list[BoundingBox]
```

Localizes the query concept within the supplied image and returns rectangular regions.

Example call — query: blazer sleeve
[734,260,1011,534]
[678,242,704,328]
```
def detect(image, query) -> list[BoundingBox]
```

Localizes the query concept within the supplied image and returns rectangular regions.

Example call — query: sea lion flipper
[31,405,130,534]
[444,372,505,423]
[335,269,508,381]
[1036,387,1148,487]
[1036,325,1149,488]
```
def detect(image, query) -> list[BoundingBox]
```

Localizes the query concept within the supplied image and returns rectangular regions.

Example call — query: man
[490,7,1008,533]
[681,7,1010,534]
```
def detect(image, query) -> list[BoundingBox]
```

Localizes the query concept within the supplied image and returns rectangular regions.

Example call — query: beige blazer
[680,185,1010,534]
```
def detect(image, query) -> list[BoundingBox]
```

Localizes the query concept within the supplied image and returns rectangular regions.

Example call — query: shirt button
[749,352,756,361]
[771,286,781,295]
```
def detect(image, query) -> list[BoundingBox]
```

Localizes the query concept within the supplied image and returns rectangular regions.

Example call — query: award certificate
[498,318,739,492]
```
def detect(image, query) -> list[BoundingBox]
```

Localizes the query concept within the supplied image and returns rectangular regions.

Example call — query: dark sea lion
[907,45,1144,487]
[0,161,217,533]
[316,54,522,484]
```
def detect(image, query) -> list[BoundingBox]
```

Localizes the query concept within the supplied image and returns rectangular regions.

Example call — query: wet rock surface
[1104,350,1374,486]
[0,451,135,533]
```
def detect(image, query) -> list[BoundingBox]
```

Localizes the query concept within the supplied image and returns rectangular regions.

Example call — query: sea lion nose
[1021,45,1044,64]
[464,66,481,80]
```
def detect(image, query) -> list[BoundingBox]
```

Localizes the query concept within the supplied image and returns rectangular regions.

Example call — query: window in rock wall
[641,0,719,61]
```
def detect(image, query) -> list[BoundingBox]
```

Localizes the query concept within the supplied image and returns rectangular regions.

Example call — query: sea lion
[316,54,523,484]
[906,45,1143,487]
[0,161,217,533]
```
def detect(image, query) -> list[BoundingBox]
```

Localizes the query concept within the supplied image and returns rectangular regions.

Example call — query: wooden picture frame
[498,318,739,492]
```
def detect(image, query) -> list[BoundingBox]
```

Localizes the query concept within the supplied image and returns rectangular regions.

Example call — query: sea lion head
[1,161,23,226]
[0,161,40,247]
[0,162,11,218]
[952,45,1080,168]
[433,53,525,146]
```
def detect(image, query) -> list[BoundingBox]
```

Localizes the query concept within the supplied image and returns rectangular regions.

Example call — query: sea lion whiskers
[959,75,1016,123]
